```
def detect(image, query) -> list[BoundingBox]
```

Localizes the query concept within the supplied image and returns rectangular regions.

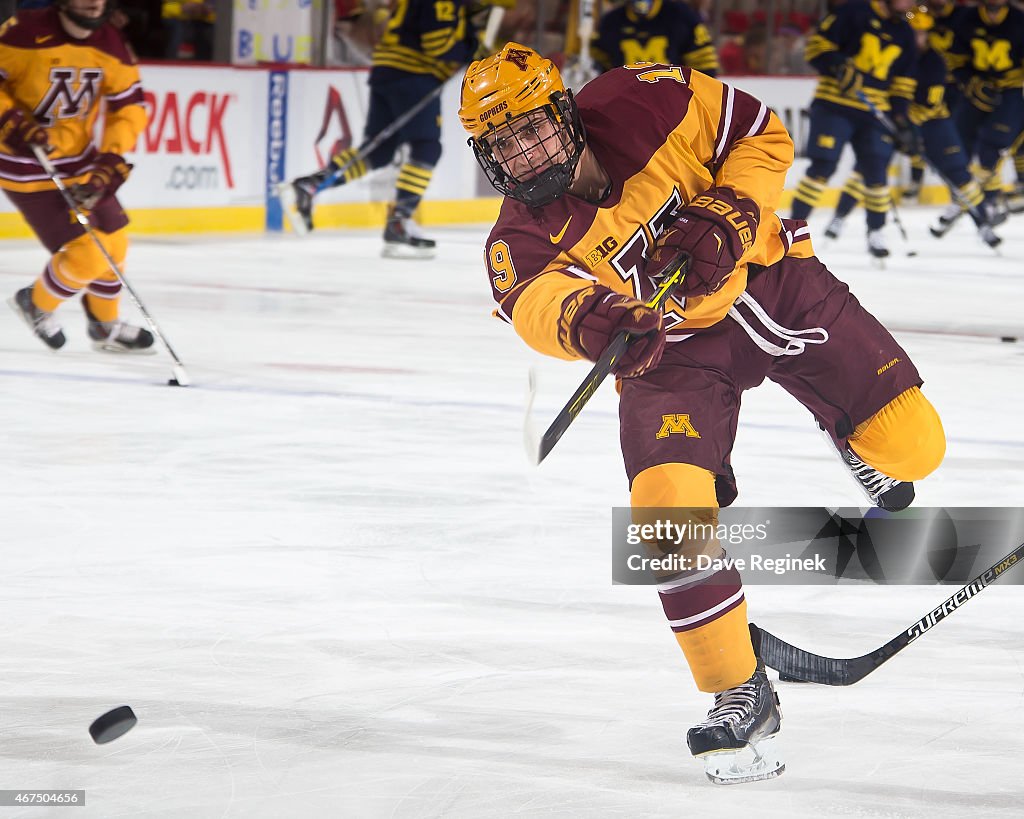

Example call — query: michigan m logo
[34,67,104,127]
[656,414,701,439]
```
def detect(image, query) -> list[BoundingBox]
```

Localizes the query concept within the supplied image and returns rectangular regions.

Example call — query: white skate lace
[34,311,62,339]
[845,448,901,502]
[701,681,758,728]
[107,322,141,343]
[727,291,829,357]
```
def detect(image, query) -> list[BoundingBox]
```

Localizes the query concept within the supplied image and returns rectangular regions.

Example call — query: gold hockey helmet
[459,43,586,208]
[459,43,567,138]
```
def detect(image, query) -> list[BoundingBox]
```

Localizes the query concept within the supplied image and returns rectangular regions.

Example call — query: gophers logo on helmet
[479,101,509,123]
[505,48,533,70]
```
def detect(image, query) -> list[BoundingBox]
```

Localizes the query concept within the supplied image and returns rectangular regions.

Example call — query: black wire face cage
[470,90,586,209]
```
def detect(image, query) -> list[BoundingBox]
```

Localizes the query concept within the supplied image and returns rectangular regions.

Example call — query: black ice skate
[977,223,1002,249]
[866,228,889,259]
[382,208,436,259]
[840,445,915,511]
[687,660,784,785]
[929,203,962,238]
[900,180,921,201]
[823,215,844,240]
[984,196,1009,227]
[8,286,66,350]
[278,171,328,235]
[83,299,155,354]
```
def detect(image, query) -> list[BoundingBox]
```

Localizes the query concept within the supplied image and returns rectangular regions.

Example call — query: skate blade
[700,736,785,785]
[381,242,436,260]
[276,183,311,236]
[92,340,158,355]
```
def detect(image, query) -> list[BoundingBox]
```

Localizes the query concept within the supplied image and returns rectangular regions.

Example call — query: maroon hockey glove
[0,108,49,156]
[70,152,133,209]
[645,186,759,298]
[562,286,666,378]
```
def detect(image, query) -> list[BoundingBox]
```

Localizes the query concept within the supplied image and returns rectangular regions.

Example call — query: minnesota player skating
[0,0,151,352]
[459,44,946,784]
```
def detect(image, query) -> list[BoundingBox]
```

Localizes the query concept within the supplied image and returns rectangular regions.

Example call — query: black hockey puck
[89,705,137,744]
[1000,336,1017,343]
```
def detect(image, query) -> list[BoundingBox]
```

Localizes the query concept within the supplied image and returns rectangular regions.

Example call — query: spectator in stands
[111,0,164,59]
[775,24,811,75]
[719,21,767,75]
[162,0,213,61]
[332,0,376,66]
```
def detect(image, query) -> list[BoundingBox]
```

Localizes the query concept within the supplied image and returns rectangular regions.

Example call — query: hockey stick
[753,538,1024,686]
[887,192,917,257]
[317,83,447,192]
[528,255,688,465]
[32,145,190,387]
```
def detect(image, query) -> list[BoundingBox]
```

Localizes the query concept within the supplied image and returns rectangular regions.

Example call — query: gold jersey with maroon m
[483,65,811,359]
[0,7,145,193]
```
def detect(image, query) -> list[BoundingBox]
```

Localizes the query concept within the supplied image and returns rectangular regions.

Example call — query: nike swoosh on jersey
[549,217,572,244]
[35,35,53,43]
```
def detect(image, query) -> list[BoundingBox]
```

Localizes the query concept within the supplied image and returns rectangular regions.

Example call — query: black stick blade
[755,626,874,686]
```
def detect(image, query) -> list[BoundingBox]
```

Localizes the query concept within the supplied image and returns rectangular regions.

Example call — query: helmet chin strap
[59,2,111,31]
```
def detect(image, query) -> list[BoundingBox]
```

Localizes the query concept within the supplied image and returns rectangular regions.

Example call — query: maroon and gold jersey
[0,8,146,192]
[484,65,811,362]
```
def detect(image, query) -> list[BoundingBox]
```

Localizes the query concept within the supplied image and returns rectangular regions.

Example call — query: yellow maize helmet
[906,4,934,30]
[459,43,586,207]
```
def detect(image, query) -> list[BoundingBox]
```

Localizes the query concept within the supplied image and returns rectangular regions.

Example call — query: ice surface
[0,208,1021,817]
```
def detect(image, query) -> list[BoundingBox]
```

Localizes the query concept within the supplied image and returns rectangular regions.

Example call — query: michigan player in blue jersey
[945,0,1024,226]
[789,0,917,258]
[824,5,1001,250]
[592,0,718,75]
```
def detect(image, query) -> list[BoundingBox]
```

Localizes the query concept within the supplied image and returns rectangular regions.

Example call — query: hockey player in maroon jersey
[0,0,150,352]
[459,44,946,783]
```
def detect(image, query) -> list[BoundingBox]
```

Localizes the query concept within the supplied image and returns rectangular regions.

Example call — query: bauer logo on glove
[645,186,759,299]
[687,193,756,252]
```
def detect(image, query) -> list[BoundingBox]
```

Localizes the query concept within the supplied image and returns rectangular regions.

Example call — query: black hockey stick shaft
[754,539,1024,686]
[322,83,447,189]
[535,255,688,464]
[32,145,191,386]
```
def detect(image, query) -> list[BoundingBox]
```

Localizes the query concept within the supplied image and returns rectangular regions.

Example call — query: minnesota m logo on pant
[656,414,701,439]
